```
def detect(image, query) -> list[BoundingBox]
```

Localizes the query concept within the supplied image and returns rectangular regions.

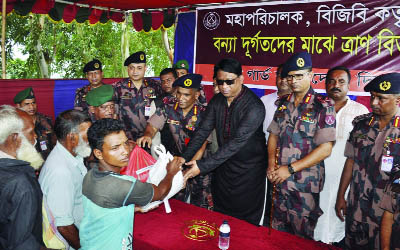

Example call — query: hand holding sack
[121,144,184,213]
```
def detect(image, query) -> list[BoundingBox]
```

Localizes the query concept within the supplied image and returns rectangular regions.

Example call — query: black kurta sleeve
[196,96,265,174]
[181,97,217,161]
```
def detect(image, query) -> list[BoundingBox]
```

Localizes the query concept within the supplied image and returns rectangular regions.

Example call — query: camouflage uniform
[152,93,177,153]
[344,110,400,250]
[268,87,336,239]
[148,101,213,209]
[74,84,96,112]
[74,84,101,122]
[113,78,162,141]
[34,112,56,160]
[380,169,400,250]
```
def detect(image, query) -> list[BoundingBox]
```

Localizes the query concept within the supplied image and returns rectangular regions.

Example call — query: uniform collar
[369,108,400,129]
[288,86,315,104]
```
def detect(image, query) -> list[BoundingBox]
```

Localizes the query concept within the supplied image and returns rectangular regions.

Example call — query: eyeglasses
[216,77,238,85]
[286,73,307,81]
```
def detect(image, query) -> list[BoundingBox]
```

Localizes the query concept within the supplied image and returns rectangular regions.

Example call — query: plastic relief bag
[141,144,184,213]
[120,145,156,182]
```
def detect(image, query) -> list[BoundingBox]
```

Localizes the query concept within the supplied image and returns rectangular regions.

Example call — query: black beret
[83,59,102,73]
[173,74,202,89]
[281,52,312,78]
[124,51,146,66]
[364,73,400,94]
[14,87,35,103]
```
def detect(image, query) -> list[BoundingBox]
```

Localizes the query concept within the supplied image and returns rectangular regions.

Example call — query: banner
[195,0,400,96]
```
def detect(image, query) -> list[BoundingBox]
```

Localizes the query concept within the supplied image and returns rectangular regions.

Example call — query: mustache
[330,88,341,92]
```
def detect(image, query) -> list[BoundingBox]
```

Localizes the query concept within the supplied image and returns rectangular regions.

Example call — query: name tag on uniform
[40,141,47,151]
[381,155,394,172]
[145,106,151,117]
[167,119,180,125]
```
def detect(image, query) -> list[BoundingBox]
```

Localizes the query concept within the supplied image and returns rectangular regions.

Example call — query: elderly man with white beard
[0,105,48,250]
[39,109,92,250]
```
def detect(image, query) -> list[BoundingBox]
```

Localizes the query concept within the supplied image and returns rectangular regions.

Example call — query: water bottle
[218,220,230,250]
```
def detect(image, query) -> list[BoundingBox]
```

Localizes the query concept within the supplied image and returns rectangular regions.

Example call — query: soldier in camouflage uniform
[149,68,178,159]
[74,59,105,113]
[137,74,213,209]
[380,163,400,250]
[173,59,208,105]
[267,52,336,239]
[113,51,162,141]
[335,73,400,250]
[14,87,56,160]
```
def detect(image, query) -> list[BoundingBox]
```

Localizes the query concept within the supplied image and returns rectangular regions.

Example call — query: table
[134,199,339,250]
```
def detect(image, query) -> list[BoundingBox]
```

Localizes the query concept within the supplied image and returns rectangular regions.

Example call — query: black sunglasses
[216,77,238,85]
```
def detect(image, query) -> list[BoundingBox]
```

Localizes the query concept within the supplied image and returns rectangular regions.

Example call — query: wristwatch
[288,163,295,175]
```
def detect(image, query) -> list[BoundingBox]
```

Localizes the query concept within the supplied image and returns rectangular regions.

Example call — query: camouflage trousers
[271,187,322,240]
[173,173,213,210]
[345,220,379,250]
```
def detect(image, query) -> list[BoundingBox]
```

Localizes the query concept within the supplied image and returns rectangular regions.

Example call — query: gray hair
[0,105,24,144]
[54,109,91,141]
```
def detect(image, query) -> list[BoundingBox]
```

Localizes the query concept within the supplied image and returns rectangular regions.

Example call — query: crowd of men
[1,50,400,250]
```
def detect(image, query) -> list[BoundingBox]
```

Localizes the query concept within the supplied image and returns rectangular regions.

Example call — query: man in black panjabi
[175,58,268,225]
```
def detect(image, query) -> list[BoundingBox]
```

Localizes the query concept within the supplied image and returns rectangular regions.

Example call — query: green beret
[14,87,35,104]
[173,59,189,70]
[173,74,202,89]
[124,51,146,66]
[86,85,114,107]
[83,59,102,73]
[364,73,400,94]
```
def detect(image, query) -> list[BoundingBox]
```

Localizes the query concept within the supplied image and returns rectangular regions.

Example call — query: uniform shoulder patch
[352,113,373,126]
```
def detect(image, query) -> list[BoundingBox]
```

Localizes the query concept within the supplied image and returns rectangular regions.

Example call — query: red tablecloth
[133,199,339,250]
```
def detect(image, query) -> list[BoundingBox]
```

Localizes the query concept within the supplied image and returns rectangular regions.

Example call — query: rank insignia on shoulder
[278,105,287,111]
[304,93,312,104]
[393,116,400,128]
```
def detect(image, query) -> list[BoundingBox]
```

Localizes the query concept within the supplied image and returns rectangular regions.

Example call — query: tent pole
[1,0,6,79]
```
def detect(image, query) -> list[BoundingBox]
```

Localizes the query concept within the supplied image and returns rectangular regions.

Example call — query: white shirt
[0,150,15,159]
[260,91,279,142]
[39,141,87,230]
[314,98,369,243]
